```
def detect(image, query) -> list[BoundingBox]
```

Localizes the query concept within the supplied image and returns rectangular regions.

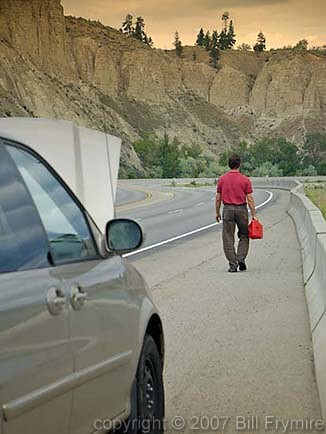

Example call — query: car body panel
[123,263,164,369]
[56,256,138,434]
[0,268,73,434]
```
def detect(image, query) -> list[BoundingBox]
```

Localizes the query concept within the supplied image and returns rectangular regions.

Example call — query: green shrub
[252,162,283,177]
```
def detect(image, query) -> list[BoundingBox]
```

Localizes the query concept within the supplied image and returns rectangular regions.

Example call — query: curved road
[116,183,272,255]
[116,188,147,206]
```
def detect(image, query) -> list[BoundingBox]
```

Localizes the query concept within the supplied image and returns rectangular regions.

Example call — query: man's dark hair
[229,154,241,170]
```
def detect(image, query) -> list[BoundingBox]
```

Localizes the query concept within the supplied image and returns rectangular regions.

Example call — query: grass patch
[305,185,326,218]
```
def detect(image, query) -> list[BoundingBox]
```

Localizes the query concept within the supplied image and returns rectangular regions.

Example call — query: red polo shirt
[217,170,253,205]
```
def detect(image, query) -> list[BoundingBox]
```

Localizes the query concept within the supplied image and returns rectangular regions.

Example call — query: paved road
[116,188,147,206]
[117,183,271,252]
[130,189,321,433]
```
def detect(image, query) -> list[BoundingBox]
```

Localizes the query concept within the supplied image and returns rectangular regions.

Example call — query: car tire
[114,334,164,434]
[136,334,165,434]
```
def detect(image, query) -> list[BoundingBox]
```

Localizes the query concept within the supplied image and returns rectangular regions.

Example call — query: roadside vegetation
[132,133,227,179]
[305,183,326,218]
[219,134,326,177]
[129,132,326,179]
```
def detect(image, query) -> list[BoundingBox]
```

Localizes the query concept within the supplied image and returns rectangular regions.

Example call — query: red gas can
[249,219,264,239]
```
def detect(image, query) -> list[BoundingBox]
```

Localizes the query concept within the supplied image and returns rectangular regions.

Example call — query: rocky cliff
[0,0,325,174]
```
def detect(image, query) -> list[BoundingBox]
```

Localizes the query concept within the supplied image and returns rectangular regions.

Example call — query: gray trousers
[222,204,249,269]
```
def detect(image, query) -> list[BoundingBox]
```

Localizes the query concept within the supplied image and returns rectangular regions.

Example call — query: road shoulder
[132,190,321,432]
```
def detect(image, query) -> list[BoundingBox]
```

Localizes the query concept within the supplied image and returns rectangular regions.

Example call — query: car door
[0,141,73,434]
[7,142,135,434]
[58,256,135,434]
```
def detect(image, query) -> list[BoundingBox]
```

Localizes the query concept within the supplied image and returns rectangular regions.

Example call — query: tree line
[119,11,267,70]
[132,133,226,178]
[119,12,324,65]
[219,134,326,177]
[129,133,326,179]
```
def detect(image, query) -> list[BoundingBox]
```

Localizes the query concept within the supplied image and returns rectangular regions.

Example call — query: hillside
[0,0,325,175]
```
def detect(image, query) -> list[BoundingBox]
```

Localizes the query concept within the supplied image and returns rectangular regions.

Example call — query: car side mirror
[105,218,143,254]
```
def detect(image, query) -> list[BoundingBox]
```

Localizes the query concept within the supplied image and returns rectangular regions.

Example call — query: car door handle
[70,286,87,311]
[47,288,66,316]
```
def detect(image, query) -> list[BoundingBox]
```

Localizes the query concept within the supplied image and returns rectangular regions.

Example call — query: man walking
[216,154,257,272]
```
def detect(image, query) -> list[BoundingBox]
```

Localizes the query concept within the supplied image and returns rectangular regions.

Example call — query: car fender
[136,298,164,369]
[121,260,164,417]
[123,263,164,367]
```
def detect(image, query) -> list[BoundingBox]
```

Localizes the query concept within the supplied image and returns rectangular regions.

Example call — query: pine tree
[209,30,220,68]
[211,30,219,49]
[134,16,145,42]
[174,31,183,57]
[218,29,229,50]
[209,47,220,69]
[227,20,236,48]
[294,39,308,50]
[128,16,153,47]
[204,31,211,51]
[121,14,134,36]
[253,32,266,52]
[196,28,205,46]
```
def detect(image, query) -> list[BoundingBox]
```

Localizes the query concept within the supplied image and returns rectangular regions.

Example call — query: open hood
[0,118,121,233]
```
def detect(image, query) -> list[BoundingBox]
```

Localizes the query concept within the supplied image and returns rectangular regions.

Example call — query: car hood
[0,118,121,233]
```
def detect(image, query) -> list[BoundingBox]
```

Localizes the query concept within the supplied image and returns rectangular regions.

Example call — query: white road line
[255,190,273,210]
[124,190,273,258]
[211,197,215,201]
[168,209,183,214]
[197,202,205,206]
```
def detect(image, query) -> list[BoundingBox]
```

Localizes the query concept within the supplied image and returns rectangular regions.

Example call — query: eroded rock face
[0,0,325,172]
[250,54,326,118]
[0,0,75,78]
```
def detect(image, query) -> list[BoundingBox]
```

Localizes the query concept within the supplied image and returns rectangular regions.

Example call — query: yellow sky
[62,0,326,49]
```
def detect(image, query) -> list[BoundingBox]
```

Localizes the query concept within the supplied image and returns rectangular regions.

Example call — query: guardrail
[288,183,326,419]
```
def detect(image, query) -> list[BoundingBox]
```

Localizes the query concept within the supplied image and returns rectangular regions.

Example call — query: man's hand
[216,212,221,223]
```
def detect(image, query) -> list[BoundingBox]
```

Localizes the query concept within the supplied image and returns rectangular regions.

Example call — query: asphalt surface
[116,184,270,251]
[116,188,147,206]
[130,188,321,433]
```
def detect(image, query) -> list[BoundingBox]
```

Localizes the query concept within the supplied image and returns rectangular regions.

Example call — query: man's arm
[247,193,257,220]
[216,192,222,222]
